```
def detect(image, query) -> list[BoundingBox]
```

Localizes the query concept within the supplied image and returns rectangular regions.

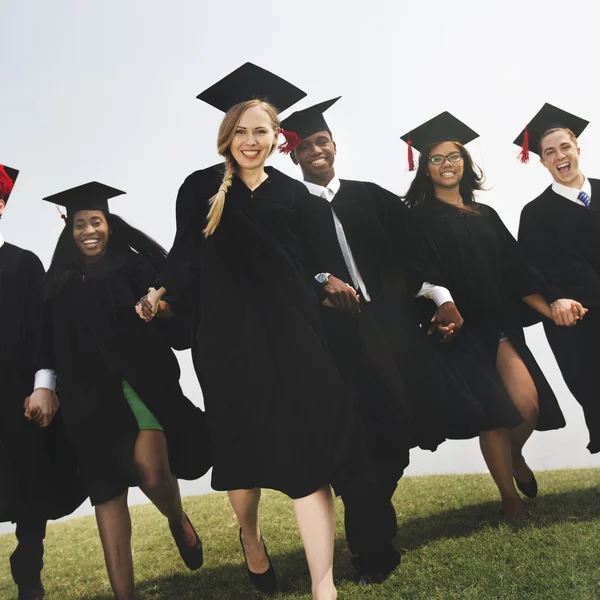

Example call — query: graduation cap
[401,111,479,171]
[279,97,341,154]
[514,103,589,163]
[196,62,307,114]
[43,182,126,221]
[0,165,19,203]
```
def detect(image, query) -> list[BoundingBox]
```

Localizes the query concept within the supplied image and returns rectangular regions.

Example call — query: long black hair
[403,142,486,209]
[43,212,167,300]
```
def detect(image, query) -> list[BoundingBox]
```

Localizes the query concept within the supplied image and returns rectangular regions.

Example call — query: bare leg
[479,429,526,520]
[496,340,539,483]
[293,485,337,600]
[134,430,196,546]
[95,491,134,600]
[228,488,269,574]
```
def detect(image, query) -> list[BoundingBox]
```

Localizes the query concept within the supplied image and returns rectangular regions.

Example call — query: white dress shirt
[0,231,56,391]
[302,178,453,307]
[552,176,592,206]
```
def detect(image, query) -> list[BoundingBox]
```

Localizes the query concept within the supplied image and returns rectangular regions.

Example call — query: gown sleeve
[126,253,193,351]
[18,250,53,375]
[153,172,209,298]
[294,185,330,304]
[517,204,589,304]
[488,206,547,301]
[370,184,446,293]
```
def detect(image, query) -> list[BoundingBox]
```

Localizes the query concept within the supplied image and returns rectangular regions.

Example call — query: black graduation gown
[298,179,449,452]
[0,242,85,522]
[46,249,211,505]
[154,165,355,499]
[519,180,600,452]
[412,197,565,438]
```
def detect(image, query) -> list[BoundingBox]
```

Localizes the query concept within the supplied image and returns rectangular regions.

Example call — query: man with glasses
[516,104,599,454]
[280,99,458,585]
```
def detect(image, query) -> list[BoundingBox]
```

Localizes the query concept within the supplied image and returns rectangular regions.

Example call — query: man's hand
[322,275,360,314]
[428,301,464,342]
[24,388,59,427]
[550,298,588,327]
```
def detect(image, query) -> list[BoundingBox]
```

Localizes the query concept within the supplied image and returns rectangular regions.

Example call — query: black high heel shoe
[239,528,278,594]
[169,512,204,570]
[514,472,538,499]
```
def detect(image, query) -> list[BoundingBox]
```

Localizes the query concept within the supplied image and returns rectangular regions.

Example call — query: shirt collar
[0,232,4,249]
[552,176,591,202]
[302,176,341,202]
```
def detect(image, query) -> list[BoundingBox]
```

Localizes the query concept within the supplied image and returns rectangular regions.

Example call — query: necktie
[578,190,591,209]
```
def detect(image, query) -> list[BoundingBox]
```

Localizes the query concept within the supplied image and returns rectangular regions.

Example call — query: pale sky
[1,0,598,528]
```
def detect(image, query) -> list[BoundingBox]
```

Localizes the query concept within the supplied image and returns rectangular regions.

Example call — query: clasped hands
[136,288,170,322]
[549,298,587,327]
[24,388,59,428]
[321,275,459,341]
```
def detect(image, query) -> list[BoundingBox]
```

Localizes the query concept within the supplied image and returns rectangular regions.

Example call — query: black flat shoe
[353,547,400,586]
[169,513,204,570]
[239,528,278,594]
[18,582,44,600]
[514,472,538,499]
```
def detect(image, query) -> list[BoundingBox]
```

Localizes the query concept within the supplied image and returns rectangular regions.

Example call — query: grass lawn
[1,468,599,599]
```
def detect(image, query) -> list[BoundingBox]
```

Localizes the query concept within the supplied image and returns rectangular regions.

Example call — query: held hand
[550,298,588,327]
[155,300,174,320]
[323,275,360,314]
[24,388,59,427]
[136,287,161,322]
[428,301,464,342]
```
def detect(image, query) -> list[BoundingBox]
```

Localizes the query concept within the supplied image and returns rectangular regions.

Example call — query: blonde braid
[203,157,234,237]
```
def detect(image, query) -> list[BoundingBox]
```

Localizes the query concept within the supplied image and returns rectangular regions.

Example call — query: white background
[1,0,598,531]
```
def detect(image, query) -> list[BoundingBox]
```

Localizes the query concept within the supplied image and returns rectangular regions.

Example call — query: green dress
[122,380,163,431]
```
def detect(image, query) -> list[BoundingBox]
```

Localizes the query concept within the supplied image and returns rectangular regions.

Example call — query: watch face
[315,273,328,284]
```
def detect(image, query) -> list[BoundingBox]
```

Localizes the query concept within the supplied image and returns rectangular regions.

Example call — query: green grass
[1,469,599,599]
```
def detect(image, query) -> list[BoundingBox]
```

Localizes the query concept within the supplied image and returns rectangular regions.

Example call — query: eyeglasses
[429,151,463,165]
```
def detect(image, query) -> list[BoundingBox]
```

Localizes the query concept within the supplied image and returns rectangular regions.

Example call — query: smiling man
[517,104,600,454]
[280,99,457,585]
[0,165,84,600]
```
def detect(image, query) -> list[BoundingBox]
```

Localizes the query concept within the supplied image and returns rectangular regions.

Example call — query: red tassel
[0,165,14,200]
[518,127,530,164]
[278,128,302,155]
[55,205,67,223]
[407,139,415,171]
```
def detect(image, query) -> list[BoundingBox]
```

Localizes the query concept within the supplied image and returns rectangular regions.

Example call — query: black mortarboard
[280,97,341,140]
[401,112,479,171]
[513,103,589,163]
[196,62,307,113]
[0,165,19,203]
[43,182,125,217]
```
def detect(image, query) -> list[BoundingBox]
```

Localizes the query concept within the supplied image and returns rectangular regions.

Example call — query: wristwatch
[315,272,332,285]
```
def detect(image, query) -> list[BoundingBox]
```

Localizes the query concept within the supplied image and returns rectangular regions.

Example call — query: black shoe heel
[514,472,538,499]
[239,528,278,594]
[170,513,204,570]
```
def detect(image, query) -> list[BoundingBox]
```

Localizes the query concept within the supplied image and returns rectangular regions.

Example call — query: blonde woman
[137,67,355,600]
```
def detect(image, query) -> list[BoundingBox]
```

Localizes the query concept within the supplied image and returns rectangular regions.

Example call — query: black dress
[411,196,565,439]
[45,248,211,505]
[154,165,355,499]
[519,180,600,453]
[0,243,85,522]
